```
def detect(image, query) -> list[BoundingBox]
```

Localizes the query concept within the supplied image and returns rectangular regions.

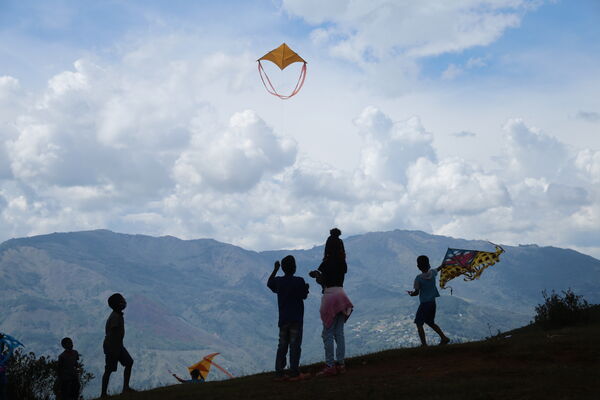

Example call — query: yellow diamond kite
[258,43,307,99]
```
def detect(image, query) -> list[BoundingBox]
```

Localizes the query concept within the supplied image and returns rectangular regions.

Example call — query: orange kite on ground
[187,353,234,381]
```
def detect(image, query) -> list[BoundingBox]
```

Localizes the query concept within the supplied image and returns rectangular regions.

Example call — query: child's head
[329,228,342,237]
[107,293,127,311]
[190,369,201,380]
[281,255,296,276]
[61,337,73,350]
[417,255,430,272]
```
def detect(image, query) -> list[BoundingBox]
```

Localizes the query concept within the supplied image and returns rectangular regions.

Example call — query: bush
[6,349,94,400]
[534,289,591,329]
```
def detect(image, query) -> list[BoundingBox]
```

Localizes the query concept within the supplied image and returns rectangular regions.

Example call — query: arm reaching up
[267,261,281,293]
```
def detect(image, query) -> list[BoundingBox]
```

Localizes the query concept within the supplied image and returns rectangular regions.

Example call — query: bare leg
[123,364,132,392]
[427,322,450,344]
[101,370,112,397]
[416,324,427,346]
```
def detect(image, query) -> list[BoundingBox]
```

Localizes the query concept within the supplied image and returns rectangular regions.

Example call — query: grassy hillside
[97,307,600,400]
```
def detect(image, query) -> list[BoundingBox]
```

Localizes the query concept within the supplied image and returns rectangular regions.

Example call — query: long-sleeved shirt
[267,275,309,327]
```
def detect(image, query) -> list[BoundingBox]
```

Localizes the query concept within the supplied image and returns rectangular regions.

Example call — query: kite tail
[210,360,235,379]
[258,61,307,100]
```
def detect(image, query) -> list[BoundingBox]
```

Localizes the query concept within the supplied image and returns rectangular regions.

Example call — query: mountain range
[1,229,599,396]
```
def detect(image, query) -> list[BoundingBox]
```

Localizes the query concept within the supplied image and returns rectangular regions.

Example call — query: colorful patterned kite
[258,43,307,99]
[187,353,234,381]
[439,244,504,289]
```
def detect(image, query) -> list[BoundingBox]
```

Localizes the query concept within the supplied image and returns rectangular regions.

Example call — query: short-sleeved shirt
[414,268,440,303]
[104,311,125,352]
[57,349,79,381]
[267,275,309,327]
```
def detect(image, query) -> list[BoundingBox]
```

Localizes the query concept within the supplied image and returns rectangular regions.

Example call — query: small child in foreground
[56,337,80,400]
[407,255,450,346]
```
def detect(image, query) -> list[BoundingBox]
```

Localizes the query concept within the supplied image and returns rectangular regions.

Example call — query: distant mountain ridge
[1,229,599,396]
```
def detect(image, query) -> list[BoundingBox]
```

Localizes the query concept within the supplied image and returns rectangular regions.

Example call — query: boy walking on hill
[101,293,135,398]
[407,255,450,347]
[267,255,310,380]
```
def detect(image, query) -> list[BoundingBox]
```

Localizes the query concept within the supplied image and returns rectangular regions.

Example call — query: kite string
[210,360,235,379]
[257,61,307,100]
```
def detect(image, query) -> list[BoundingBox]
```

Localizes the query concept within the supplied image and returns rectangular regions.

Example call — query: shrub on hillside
[534,289,591,329]
[6,349,94,400]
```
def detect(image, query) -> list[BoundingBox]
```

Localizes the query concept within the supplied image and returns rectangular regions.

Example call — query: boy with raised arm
[407,255,450,346]
[267,255,310,381]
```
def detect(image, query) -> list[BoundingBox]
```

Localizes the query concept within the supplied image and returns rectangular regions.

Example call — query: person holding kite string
[407,256,450,347]
[267,255,310,381]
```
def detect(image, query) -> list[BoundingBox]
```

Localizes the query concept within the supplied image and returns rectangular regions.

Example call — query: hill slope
[100,307,600,400]
[1,229,599,395]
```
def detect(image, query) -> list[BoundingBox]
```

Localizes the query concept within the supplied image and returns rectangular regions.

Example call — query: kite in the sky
[258,43,307,99]
[185,353,234,381]
[439,244,504,290]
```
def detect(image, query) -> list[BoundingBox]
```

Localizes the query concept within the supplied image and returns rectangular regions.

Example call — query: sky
[1,0,599,257]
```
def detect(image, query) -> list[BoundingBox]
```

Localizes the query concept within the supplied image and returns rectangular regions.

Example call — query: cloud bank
[1,0,599,258]
[1,41,599,258]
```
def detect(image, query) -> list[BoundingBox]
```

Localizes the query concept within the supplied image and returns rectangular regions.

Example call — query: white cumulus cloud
[284,0,532,62]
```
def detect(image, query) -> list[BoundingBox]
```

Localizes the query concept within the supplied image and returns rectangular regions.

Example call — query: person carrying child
[101,293,135,398]
[172,368,204,383]
[407,255,450,346]
[56,337,80,400]
[267,255,310,381]
[310,228,353,377]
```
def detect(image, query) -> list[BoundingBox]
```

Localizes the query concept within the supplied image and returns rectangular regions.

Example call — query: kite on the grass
[187,353,234,381]
[439,244,504,290]
[257,43,307,99]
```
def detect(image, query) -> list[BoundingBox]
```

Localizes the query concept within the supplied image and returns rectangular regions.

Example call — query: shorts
[104,345,134,372]
[414,301,436,326]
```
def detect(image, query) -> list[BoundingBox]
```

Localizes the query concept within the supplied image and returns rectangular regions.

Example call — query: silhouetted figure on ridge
[267,255,310,381]
[56,337,80,400]
[310,228,353,377]
[407,255,450,346]
[101,293,135,398]
[172,368,204,383]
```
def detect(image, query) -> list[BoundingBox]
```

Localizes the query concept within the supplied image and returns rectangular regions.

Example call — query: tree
[534,288,591,329]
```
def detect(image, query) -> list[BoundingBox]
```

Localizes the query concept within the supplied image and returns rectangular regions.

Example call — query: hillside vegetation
[98,306,600,400]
